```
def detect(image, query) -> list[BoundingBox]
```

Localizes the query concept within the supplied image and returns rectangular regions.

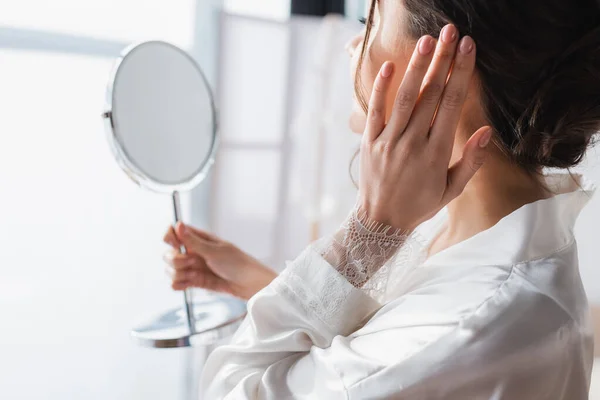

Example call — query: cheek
[350,48,409,133]
[349,48,369,133]
[382,69,404,121]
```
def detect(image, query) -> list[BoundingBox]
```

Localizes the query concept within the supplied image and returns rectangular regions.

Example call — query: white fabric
[200,172,596,399]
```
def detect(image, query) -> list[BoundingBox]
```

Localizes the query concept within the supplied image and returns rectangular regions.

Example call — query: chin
[349,108,367,134]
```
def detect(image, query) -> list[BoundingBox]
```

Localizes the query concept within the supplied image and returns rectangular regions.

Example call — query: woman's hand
[163,223,277,300]
[359,25,492,231]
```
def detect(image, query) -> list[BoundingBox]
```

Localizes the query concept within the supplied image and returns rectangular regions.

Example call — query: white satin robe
[201,173,596,399]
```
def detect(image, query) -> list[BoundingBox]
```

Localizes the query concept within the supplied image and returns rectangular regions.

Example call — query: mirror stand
[171,191,197,335]
[130,192,247,348]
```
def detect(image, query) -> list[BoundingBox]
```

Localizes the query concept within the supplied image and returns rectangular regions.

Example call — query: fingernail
[479,128,493,148]
[441,24,457,43]
[381,62,393,78]
[185,257,195,266]
[459,36,474,54]
[418,36,434,55]
[180,224,187,235]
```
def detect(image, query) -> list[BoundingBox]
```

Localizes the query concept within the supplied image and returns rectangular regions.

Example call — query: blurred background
[1,0,600,399]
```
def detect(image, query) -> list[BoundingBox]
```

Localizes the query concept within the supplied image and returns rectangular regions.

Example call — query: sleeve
[199,208,428,399]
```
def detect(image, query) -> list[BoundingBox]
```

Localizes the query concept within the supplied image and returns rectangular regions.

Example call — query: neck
[444,150,551,245]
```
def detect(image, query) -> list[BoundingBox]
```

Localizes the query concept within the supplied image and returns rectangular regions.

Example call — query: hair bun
[514,24,600,169]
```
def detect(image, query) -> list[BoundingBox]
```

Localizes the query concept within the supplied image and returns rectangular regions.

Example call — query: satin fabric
[201,173,596,399]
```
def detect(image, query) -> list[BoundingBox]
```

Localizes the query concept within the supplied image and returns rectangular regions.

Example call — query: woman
[164,0,600,398]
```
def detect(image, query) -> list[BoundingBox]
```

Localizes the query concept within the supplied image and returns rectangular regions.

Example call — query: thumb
[174,222,215,257]
[444,126,493,203]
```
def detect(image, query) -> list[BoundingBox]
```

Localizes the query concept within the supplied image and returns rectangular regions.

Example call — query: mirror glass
[106,41,216,191]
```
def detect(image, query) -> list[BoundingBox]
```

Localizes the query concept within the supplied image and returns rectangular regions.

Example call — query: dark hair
[355,0,600,172]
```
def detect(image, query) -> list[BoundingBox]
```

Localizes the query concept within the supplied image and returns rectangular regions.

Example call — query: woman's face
[348,0,415,134]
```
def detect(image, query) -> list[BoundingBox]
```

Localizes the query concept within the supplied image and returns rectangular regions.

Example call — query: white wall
[224,0,290,21]
[574,146,600,304]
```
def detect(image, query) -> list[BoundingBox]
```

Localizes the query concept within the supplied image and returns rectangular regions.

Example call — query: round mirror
[104,41,217,192]
[103,41,246,348]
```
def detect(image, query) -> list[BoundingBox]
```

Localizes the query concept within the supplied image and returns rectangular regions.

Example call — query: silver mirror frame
[102,40,219,194]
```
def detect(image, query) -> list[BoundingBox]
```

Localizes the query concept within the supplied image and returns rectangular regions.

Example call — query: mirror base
[131,295,246,348]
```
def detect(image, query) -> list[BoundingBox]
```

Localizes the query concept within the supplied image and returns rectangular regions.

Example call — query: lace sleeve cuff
[272,206,424,336]
[314,206,411,286]
[273,209,422,334]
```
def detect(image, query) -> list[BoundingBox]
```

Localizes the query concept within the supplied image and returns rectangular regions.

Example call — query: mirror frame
[102,40,219,194]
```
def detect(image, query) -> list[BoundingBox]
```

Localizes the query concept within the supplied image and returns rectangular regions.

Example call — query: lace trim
[316,207,409,287]
[274,206,428,332]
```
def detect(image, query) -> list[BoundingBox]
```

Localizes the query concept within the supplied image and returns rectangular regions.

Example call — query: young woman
[164,0,600,398]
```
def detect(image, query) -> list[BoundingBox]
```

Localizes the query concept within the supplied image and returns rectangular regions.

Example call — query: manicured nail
[459,36,474,54]
[418,36,434,55]
[381,62,393,78]
[479,128,493,148]
[441,24,457,43]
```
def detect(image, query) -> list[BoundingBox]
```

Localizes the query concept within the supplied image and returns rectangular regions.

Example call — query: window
[0,0,196,46]
[0,2,218,399]
[212,12,291,266]
[345,0,368,19]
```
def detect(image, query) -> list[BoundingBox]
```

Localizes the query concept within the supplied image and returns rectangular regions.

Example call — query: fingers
[163,223,229,293]
[170,266,200,286]
[163,225,181,248]
[174,223,216,256]
[171,267,224,292]
[404,24,460,140]
[443,126,493,203]
[163,252,220,291]
[172,281,194,291]
[429,35,476,162]
[171,281,191,291]
[382,35,436,141]
[180,222,220,243]
[163,250,203,270]
[364,61,396,142]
